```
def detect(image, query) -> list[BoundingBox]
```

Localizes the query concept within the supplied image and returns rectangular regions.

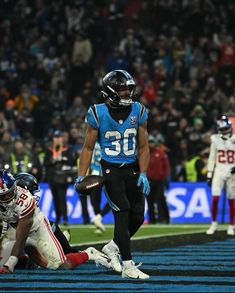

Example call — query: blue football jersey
[85,102,148,164]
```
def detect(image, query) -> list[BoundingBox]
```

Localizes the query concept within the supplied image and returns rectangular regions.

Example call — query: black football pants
[101,161,145,260]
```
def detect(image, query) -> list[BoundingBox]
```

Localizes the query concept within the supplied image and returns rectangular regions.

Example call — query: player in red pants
[0,170,110,273]
[206,116,235,236]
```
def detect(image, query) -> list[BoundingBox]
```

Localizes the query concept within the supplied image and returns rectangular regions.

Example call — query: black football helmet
[15,172,40,202]
[217,115,233,139]
[101,70,136,107]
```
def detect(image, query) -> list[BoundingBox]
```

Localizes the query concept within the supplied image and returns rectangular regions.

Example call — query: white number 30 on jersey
[104,128,137,156]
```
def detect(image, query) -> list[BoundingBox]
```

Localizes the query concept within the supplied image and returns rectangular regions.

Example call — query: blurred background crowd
[0,0,234,183]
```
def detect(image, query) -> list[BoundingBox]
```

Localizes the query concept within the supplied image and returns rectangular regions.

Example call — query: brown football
[75,175,104,195]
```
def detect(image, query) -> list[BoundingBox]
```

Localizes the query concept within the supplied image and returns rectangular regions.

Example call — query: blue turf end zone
[1,237,235,292]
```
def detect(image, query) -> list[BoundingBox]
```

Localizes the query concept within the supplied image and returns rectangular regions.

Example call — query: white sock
[108,240,119,250]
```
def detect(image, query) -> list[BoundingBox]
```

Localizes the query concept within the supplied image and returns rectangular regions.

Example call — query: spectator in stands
[65,96,87,126]
[119,29,140,60]
[180,150,208,183]
[14,84,39,113]
[2,139,41,180]
[105,48,129,73]
[72,31,93,66]
[0,111,9,139]
[0,85,10,110]
[0,131,12,162]
[68,55,88,107]
[4,99,17,122]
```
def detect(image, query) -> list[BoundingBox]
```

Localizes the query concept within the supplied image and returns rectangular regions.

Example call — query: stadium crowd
[0,0,235,181]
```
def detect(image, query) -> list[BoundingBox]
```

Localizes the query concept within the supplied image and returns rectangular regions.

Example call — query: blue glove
[137,173,150,196]
[74,176,84,190]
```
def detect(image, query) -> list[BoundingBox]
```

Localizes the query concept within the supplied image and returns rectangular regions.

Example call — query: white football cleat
[122,261,149,279]
[92,214,106,232]
[206,222,218,235]
[102,242,122,272]
[84,247,111,269]
[94,228,103,235]
[227,225,234,236]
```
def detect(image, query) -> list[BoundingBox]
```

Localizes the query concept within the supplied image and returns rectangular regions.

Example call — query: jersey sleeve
[16,188,36,219]
[85,105,99,129]
[138,103,148,125]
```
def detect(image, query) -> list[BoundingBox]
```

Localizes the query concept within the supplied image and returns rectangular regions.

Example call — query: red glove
[0,266,10,274]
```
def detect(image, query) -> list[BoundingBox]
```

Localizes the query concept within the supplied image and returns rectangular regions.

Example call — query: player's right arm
[207,135,217,174]
[2,190,36,273]
[207,135,217,184]
[78,124,98,176]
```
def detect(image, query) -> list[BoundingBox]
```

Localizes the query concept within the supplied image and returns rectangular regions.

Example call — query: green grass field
[60,223,228,246]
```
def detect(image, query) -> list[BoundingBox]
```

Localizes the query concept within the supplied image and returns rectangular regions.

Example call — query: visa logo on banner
[38,182,228,224]
[166,182,228,223]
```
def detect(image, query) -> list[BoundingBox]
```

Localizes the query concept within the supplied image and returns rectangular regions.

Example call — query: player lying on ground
[14,172,75,254]
[0,170,110,273]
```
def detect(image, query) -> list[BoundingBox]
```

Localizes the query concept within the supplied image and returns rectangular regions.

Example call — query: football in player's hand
[75,175,104,195]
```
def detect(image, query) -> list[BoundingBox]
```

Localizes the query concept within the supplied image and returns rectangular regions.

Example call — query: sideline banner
[38,182,228,224]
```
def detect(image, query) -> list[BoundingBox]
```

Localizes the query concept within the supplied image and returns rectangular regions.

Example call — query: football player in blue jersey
[75,70,150,279]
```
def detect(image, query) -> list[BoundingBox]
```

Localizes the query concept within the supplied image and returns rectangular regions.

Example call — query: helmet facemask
[217,116,233,140]
[0,182,17,204]
[218,127,232,139]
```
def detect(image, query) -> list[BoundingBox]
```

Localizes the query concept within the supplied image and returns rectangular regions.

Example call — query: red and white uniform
[0,186,66,269]
[207,134,235,198]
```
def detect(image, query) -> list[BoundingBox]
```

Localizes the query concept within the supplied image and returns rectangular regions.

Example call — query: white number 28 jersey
[207,133,235,177]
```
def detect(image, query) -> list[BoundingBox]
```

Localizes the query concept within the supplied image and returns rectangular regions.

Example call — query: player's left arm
[138,121,150,173]
[12,210,34,257]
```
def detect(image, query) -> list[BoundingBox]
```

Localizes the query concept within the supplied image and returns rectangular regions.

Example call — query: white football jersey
[0,186,40,231]
[207,133,235,177]
[0,186,66,270]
